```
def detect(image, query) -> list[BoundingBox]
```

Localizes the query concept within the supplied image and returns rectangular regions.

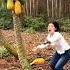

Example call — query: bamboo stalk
[59,0,62,18]
[26,0,29,16]
[47,0,49,17]
[52,0,54,18]
[55,0,58,18]
[29,0,32,16]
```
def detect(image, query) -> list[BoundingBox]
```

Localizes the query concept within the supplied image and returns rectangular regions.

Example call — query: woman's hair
[49,21,60,32]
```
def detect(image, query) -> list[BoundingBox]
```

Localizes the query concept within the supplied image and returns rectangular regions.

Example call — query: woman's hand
[32,44,49,52]
[47,44,52,50]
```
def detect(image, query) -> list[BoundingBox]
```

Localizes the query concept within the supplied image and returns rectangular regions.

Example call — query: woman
[33,21,70,70]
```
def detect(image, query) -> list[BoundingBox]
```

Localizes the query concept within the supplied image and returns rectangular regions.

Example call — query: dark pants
[49,49,70,70]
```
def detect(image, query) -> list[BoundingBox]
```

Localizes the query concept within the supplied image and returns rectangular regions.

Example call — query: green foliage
[24,27,36,33]
[0,7,47,32]
[22,16,47,32]
[19,0,26,5]
[0,8,13,29]
[56,18,70,32]
[0,47,11,58]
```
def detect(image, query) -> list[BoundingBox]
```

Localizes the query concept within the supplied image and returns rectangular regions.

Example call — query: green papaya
[7,0,14,10]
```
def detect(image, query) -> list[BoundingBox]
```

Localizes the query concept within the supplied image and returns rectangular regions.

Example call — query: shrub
[56,18,70,32]
[0,8,13,29]
[22,16,48,32]
[0,47,11,59]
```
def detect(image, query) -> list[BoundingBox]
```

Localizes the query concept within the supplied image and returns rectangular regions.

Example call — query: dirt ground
[0,30,70,70]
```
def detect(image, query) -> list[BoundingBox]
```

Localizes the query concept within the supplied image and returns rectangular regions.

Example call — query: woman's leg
[49,52,61,70]
[54,49,70,70]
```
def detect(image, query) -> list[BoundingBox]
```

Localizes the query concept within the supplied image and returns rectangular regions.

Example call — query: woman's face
[48,23,56,34]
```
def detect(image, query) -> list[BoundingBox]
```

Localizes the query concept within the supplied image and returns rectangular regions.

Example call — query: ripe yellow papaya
[7,0,14,10]
[30,58,45,65]
[14,0,22,15]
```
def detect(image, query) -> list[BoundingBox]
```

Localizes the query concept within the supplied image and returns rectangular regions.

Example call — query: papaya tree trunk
[13,13,31,70]
[0,29,18,58]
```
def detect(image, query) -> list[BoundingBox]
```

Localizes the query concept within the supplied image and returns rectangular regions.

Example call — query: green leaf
[19,0,26,5]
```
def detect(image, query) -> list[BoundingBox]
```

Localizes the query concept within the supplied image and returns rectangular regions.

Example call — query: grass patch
[0,47,12,59]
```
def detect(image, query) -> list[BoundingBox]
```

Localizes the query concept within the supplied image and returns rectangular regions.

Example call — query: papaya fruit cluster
[7,0,22,15]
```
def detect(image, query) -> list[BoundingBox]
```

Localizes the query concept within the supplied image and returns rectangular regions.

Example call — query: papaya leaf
[19,0,26,5]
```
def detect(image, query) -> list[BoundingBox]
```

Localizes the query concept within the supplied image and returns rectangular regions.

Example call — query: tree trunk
[47,0,49,17]
[52,0,54,18]
[29,0,32,16]
[25,0,29,16]
[36,0,38,16]
[55,0,58,18]
[59,0,62,18]
[13,13,31,70]
[33,0,35,17]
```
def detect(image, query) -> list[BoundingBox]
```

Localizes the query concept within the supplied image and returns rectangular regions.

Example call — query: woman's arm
[43,36,51,44]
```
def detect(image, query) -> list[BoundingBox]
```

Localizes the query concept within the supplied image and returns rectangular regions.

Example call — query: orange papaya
[14,0,22,15]
[30,58,45,65]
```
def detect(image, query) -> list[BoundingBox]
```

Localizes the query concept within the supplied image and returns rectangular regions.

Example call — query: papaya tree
[7,0,31,70]
[13,13,31,70]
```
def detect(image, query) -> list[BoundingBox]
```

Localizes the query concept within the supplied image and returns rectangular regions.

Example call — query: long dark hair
[49,21,60,32]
